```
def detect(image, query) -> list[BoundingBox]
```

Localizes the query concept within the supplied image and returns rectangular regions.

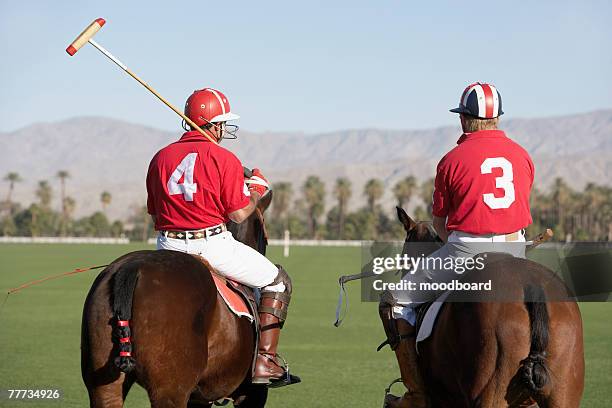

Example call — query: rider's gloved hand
[246,168,270,197]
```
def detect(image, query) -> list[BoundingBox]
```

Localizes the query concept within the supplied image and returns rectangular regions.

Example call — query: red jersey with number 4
[432,130,534,235]
[146,131,250,231]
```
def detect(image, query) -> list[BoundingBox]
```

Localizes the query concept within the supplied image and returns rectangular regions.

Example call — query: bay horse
[81,192,274,408]
[385,207,584,408]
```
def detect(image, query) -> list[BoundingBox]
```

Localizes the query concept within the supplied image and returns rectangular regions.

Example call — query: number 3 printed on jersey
[480,157,515,209]
[167,153,198,201]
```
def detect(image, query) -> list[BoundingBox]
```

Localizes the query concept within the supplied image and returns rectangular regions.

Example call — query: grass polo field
[0,243,610,407]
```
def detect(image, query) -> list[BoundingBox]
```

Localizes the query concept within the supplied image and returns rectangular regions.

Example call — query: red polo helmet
[184,88,240,127]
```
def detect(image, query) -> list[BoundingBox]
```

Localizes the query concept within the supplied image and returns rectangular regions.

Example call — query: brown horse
[384,207,584,408]
[81,193,274,408]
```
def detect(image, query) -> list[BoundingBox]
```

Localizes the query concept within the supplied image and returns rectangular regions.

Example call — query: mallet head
[66,18,106,56]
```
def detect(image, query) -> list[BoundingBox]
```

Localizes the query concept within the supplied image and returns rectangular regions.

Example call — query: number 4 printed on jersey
[167,153,198,201]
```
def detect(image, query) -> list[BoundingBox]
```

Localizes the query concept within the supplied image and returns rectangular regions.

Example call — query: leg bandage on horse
[378,291,429,408]
[378,290,415,351]
[253,265,292,384]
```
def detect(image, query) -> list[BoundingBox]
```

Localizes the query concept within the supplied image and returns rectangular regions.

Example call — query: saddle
[211,274,257,321]
[209,273,261,375]
[414,300,434,335]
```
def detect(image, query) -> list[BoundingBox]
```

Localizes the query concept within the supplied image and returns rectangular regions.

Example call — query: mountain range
[1,110,611,220]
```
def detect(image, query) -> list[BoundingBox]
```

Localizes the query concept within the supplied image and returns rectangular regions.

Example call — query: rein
[334,223,443,327]
[254,207,269,242]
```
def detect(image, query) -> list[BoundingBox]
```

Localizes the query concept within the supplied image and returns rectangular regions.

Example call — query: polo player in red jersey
[146,88,296,386]
[380,83,535,407]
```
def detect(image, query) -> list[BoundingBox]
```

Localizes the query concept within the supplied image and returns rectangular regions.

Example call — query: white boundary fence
[0,236,130,244]
[1,237,605,251]
[267,239,369,247]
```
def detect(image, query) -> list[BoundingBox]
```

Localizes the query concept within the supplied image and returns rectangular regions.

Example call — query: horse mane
[227,213,267,256]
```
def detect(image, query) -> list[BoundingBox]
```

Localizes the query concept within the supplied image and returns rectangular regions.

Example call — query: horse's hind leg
[476,382,512,408]
[534,358,584,408]
[233,384,268,408]
[148,391,191,408]
[534,304,585,408]
[86,380,125,408]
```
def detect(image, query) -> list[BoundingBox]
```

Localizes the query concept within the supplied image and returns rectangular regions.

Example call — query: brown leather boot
[384,319,429,408]
[252,293,288,384]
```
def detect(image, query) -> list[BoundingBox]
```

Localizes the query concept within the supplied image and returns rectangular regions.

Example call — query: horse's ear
[258,190,273,213]
[396,206,417,231]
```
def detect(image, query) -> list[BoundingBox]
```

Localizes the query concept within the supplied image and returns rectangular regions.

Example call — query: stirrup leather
[377,333,415,352]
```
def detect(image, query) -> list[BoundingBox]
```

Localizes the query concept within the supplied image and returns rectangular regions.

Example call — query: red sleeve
[221,154,250,214]
[146,157,157,215]
[432,157,450,218]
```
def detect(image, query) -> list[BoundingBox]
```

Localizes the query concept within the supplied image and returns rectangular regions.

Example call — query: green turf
[0,244,609,407]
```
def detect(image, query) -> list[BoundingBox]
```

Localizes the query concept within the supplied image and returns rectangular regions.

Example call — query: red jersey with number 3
[432,130,534,235]
[146,131,250,231]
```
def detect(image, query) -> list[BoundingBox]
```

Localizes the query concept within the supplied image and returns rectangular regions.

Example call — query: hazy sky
[1,1,610,134]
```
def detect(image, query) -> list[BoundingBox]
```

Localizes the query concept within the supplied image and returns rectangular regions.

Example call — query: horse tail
[521,284,550,394]
[111,260,140,373]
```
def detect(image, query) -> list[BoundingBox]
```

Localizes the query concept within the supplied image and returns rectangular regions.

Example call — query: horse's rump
[418,255,581,407]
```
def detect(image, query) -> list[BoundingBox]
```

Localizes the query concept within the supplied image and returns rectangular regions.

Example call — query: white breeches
[157,231,283,292]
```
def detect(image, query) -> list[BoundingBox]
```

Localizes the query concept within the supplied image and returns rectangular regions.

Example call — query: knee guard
[378,290,400,351]
[377,290,414,351]
[260,265,292,327]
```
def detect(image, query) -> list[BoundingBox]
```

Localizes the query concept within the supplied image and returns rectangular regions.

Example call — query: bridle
[254,207,269,243]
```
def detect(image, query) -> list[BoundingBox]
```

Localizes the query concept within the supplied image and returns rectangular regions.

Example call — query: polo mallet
[526,228,553,252]
[66,18,218,145]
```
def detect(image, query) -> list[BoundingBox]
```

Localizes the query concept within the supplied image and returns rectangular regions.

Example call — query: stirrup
[382,378,403,408]
[262,353,302,389]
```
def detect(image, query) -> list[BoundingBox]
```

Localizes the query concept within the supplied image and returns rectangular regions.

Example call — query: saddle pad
[211,274,254,321]
[416,291,451,349]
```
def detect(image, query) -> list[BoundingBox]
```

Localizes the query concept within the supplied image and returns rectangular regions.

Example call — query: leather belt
[161,224,227,240]
[503,229,526,242]
[451,229,525,242]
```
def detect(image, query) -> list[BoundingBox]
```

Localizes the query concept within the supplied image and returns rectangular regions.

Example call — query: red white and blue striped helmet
[450,82,503,119]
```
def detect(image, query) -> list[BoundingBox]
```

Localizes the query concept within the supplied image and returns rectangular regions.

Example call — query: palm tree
[4,172,22,213]
[59,196,76,237]
[271,182,292,230]
[551,177,572,238]
[56,170,70,215]
[333,178,352,239]
[302,176,325,238]
[29,204,40,237]
[393,176,417,208]
[364,178,384,212]
[581,183,607,239]
[101,191,112,214]
[36,180,53,208]
[420,178,435,216]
